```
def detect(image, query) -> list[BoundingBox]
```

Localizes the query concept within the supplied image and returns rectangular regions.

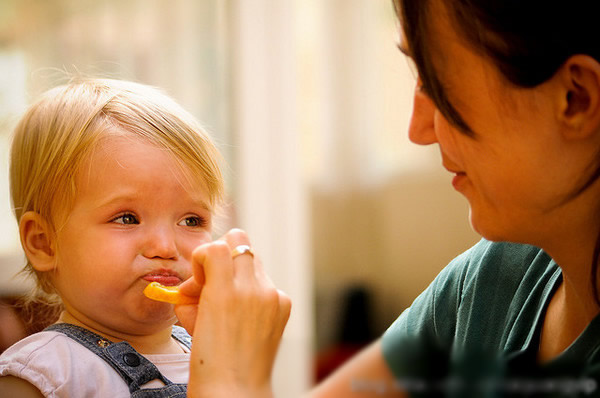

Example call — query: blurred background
[0,0,480,395]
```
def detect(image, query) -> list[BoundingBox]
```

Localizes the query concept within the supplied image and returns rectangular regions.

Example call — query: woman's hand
[174,229,292,398]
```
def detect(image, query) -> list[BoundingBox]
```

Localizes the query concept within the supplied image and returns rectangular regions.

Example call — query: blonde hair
[10,78,224,296]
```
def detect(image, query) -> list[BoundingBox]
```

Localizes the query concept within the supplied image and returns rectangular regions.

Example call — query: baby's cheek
[176,254,193,282]
[182,265,193,282]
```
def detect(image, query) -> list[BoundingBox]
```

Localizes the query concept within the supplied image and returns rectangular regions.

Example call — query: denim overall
[45,323,192,397]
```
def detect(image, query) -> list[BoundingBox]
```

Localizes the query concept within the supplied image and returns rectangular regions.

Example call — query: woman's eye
[416,77,424,90]
[407,61,430,96]
[179,216,205,228]
[415,77,427,93]
[113,213,139,225]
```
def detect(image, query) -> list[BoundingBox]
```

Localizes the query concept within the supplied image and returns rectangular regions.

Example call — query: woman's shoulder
[382,240,559,379]
[454,238,550,268]
[444,239,555,287]
[0,330,129,397]
[395,239,554,321]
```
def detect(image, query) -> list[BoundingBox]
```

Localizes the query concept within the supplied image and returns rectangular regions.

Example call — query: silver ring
[231,245,254,259]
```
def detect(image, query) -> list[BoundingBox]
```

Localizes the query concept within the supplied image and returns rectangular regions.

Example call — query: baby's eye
[178,216,206,228]
[113,213,139,225]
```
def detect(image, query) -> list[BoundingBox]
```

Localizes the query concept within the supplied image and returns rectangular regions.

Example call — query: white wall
[228,0,313,395]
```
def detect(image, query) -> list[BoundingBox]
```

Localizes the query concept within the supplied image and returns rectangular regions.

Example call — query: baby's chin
[114,300,179,333]
[138,301,178,322]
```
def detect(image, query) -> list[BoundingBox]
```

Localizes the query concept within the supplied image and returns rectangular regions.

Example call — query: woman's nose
[143,225,178,259]
[408,88,438,146]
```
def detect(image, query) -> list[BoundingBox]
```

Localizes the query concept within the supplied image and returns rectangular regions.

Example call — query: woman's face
[401,1,597,245]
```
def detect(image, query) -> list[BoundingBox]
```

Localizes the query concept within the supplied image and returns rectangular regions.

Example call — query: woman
[183,0,600,396]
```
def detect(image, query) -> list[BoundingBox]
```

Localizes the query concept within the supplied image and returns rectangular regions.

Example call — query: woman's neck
[535,193,600,361]
[541,223,599,318]
[534,176,600,313]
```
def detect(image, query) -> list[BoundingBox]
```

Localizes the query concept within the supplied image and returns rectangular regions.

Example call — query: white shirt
[0,331,190,397]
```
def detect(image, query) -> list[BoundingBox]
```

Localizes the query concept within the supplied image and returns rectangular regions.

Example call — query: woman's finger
[177,275,203,297]
[192,240,234,287]
[221,229,257,281]
[277,289,292,327]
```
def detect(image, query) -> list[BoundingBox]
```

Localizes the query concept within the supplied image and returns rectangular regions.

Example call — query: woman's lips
[143,271,182,286]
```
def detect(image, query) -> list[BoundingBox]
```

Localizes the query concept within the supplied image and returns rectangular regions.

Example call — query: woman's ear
[556,55,600,139]
[20,211,57,272]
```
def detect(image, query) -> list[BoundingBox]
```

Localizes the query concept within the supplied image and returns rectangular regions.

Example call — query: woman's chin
[468,209,535,245]
[468,208,505,242]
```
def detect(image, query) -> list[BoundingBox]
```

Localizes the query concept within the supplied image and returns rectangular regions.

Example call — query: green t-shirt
[381,239,600,397]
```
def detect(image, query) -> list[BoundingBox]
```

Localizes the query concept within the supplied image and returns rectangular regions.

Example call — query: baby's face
[51,135,213,335]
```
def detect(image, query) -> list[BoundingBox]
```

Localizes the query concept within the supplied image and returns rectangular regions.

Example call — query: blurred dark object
[0,296,61,354]
[0,298,26,354]
[315,285,375,382]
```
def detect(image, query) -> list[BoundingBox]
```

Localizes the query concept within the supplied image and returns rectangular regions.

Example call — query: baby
[0,78,224,396]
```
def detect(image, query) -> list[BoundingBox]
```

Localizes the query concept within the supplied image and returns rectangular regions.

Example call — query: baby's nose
[143,226,178,259]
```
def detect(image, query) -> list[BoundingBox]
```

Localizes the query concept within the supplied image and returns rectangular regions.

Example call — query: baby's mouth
[143,270,182,286]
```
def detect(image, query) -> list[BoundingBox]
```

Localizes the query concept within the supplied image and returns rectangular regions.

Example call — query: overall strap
[45,323,173,393]
[171,325,192,350]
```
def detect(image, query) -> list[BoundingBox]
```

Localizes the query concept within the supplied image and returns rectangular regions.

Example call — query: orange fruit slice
[143,282,196,305]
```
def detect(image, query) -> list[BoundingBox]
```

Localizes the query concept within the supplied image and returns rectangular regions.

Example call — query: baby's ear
[20,211,57,272]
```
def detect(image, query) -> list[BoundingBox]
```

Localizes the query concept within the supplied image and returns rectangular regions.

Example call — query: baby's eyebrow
[93,193,212,213]
[195,199,213,213]
[93,194,134,210]
[185,191,213,213]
